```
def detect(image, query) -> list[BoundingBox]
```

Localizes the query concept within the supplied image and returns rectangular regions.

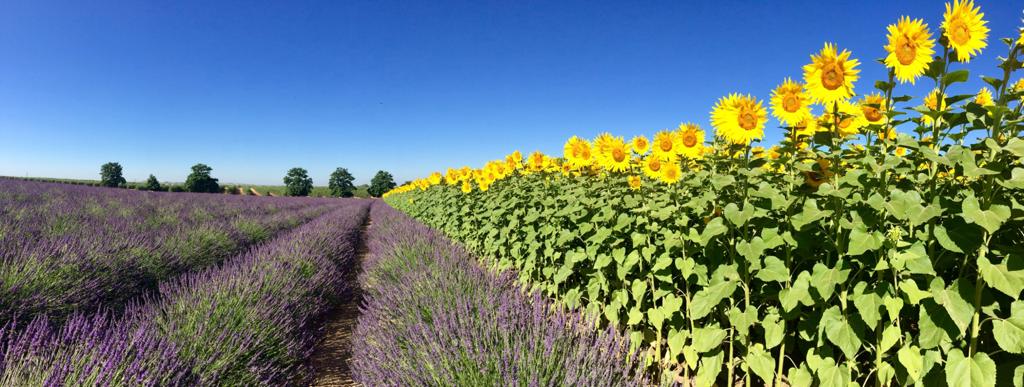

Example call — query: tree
[283,167,313,197]
[367,170,396,197]
[99,162,126,188]
[184,163,220,193]
[143,174,162,191]
[328,167,356,197]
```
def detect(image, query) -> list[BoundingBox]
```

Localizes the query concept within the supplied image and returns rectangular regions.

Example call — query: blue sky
[0,1,1020,185]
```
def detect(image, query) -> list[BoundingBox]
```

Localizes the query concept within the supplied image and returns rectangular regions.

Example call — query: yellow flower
[804,159,834,188]
[922,88,948,125]
[770,78,811,126]
[859,93,887,124]
[563,136,594,169]
[942,0,988,62]
[711,93,767,145]
[895,146,908,157]
[651,130,679,159]
[659,161,681,184]
[444,168,459,185]
[642,156,666,179]
[792,113,819,138]
[885,17,935,84]
[676,123,706,159]
[974,87,994,106]
[461,181,472,193]
[631,135,650,155]
[505,151,523,171]
[821,100,866,137]
[627,175,642,190]
[428,172,442,185]
[803,43,860,104]
[527,151,547,172]
[596,134,631,173]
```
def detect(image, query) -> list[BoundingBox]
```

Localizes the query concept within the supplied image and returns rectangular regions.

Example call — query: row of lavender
[0,200,370,385]
[0,178,344,326]
[351,203,649,385]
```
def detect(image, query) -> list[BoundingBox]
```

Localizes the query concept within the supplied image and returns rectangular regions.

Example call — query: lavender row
[0,200,370,386]
[0,178,344,326]
[351,203,648,386]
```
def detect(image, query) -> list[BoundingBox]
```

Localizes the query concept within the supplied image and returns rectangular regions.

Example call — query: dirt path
[308,219,371,387]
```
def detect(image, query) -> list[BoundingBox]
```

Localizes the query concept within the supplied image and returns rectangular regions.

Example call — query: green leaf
[811,263,849,301]
[897,344,924,383]
[1004,138,1024,157]
[894,242,935,275]
[724,202,755,227]
[880,325,901,354]
[745,344,776,385]
[850,282,883,327]
[999,168,1024,190]
[847,224,884,256]
[942,69,970,86]
[698,217,728,246]
[691,325,727,353]
[757,256,790,283]
[667,329,689,358]
[945,349,996,387]
[594,253,612,269]
[992,301,1024,354]
[763,310,785,349]
[780,271,813,312]
[932,278,976,335]
[689,280,738,320]
[791,199,829,230]
[960,193,1011,234]
[900,279,932,305]
[788,365,814,387]
[648,307,665,331]
[978,253,1024,298]
[727,306,757,337]
[820,306,863,359]
[933,224,965,253]
[695,349,724,387]
[627,306,644,325]
[816,360,851,387]
[662,294,683,315]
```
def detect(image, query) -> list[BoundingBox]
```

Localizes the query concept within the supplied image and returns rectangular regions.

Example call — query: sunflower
[651,130,679,159]
[885,17,935,84]
[803,43,860,104]
[677,123,706,159]
[627,175,642,191]
[942,0,988,62]
[642,156,666,179]
[461,181,472,193]
[428,172,442,185]
[822,100,866,137]
[563,136,594,169]
[792,113,819,138]
[922,88,948,125]
[711,93,767,145]
[770,78,811,125]
[659,161,682,184]
[596,134,631,172]
[631,135,650,155]
[859,93,888,124]
[974,87,994,106]
[804,159,834,188]
[895,146,908,157]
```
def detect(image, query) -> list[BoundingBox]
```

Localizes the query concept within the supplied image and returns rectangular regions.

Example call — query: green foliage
[184,163,220,193]
[143,174,162,191]
[282,167,313,197]
[368,170,396,198]
[99,162,126,188]
[329,167,356,197]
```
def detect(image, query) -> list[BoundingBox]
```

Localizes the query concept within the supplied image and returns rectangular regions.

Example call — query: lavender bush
[0,178,343,326]
[351,203,648,386]
[0,201,370,386]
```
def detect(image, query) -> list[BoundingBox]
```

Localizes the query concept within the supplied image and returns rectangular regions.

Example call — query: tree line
[98,162,396,198]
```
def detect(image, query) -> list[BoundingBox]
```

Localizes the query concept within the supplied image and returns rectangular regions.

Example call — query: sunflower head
[631,135,650,155]
[885,17,935,84]
[527,151,547,172]
[461,181,472,193]
[942,0,989,62]
[922,88,948,125]
[821,100,867,137]
[659,161,682,184]
[859,93,888,123]
[677,123,706,158]
[895,146,908,157]
[974,87,994,106]
[596,134,631,173]
[711,93,768,145]
[563,136,594,169]
[770,78,811,125]
[804,158,835,188]
[627,175,642,191]
[652,130,678,158]
[642,155,668,179]
[428,172,442,185]
[803,43,860,104]
[791,113,819,138]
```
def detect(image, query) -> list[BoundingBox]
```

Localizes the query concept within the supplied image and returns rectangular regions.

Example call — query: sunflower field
[385,1,1024,386]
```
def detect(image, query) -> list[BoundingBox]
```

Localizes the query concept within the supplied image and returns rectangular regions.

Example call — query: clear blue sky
[1,1,1020,185]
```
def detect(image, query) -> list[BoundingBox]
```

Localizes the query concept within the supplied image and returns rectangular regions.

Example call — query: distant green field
[4,176,371,198]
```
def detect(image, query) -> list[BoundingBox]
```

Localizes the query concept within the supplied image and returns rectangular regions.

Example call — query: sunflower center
[950,20,971,45]
[738,109,758,131]
[864,107,883,122]
[896,39,917,65]
[682,132,697,147]
[659,138,673,152]
[612,148,626,162]
[821,62,845,90]
[783,94,801,113]
[649,159,661,172]
[838,117,852,129]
